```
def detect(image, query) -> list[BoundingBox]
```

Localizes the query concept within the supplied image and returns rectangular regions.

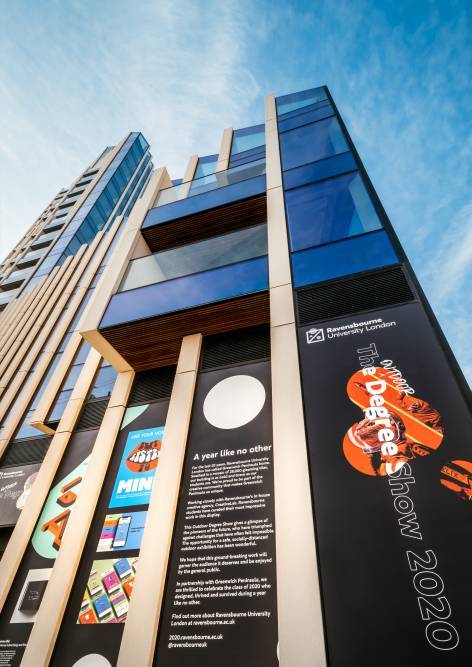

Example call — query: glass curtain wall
[276,87,398,286]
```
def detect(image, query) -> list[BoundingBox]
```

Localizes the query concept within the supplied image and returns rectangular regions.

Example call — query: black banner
[155,361,278,666]
[298,302,472,665]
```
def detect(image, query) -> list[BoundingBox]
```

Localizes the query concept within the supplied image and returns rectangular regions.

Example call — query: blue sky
[1,0,471,384]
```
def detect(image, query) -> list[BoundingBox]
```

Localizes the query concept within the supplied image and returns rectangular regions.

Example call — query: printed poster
[109,427,164,508]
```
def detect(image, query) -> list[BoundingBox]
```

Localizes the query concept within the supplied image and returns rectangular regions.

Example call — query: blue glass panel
[229,145,266,168]
[101,257,269,328]
[278,104,334,132]
[194,155,218,179]
[283,152,357,190]
[14,409,40,439]
[292,231,398,287]
[276,87,328,115]
[279,117,348,171]
[277,99,332,122]
[286,172,382,251]
[61,364,84,391]
[231,124,265,155]
[145,174,266,228]
[47,389,73,422]
[89,365,117,399]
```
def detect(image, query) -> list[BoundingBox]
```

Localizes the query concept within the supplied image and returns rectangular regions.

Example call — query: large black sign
[298,302,472,665]
[155,361,278,666]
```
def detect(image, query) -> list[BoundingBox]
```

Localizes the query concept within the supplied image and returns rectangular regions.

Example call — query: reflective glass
[30,354,61,409]
[61,364,84,391]
[74,341,91,364]
[286,172,382,252]
[102,257,269,327]
[229,144,266,169]
[279,117,348,171]
[14,409,39,439]
[231,124,265,155]
[47,389,73,422]
[283,152,357,190]
[277,103,334,132]
[194,155,218,179]
[120,224,267,292]
[291,230,398,287]
[276,87,328,115]
[89,366,117,399]
[157,159,266,206]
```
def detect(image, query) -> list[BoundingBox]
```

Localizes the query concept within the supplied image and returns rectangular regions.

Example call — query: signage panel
[154,361,278,666]
[0,464,40,527]
[298,302,472,665]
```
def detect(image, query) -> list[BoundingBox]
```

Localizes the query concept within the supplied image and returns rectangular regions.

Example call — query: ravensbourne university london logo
[306,327,325,344]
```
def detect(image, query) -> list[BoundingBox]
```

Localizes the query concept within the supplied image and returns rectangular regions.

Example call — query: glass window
[120,224,268,292]
[47,389,73,423]
[194,155,218,179]
[61,364,84,391]
[74,341,91,364]
[231,124,265,155]
[14,409,39,439]
[276,87,328,116]
[157,159,266,206]
[88,365,117,400]
[291,230,398,287]
[277,102,334,132]
[286,172,382,252]
[283,152,357,191]
[30,355,62,410]
[279,116,348,171]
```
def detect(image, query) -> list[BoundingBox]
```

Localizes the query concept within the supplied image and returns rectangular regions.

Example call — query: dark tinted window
[286,172,382,251]
[279,116,348,171]
[276,87,328,115]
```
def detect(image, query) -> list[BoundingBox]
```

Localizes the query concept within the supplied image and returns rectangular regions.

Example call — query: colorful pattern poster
[32,457,90,559]
[109,427,164,508]
[77,558,138,625]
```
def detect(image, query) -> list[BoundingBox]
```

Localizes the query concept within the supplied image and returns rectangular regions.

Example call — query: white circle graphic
[203,375,266,429]
[72,656,112,667]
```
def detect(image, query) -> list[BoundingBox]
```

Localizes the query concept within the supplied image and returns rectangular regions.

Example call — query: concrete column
[177,154,198,199]
[118,333,202,667]
[216,127,233,172]
[265,94,327,667]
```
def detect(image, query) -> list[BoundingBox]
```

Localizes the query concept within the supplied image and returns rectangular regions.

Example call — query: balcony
[0,267,34,290]
[99,254,269,370]
[42,218,66,233]
[102,256,268,329]
[31,230,59,250]
[0,289,19,310]
[16,249,44,269]
[142,159,266,252]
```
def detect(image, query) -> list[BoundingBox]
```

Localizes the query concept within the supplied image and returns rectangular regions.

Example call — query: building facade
[0,87,470,666]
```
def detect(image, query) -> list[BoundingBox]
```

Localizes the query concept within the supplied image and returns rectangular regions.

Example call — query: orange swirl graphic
[343,367,443,476]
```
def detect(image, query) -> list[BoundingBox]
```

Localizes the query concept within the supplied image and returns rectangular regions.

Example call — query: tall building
[0,87,470,667]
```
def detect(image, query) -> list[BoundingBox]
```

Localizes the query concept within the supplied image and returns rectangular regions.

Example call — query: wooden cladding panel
[142,195,267,253]
[101,291,270,370]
